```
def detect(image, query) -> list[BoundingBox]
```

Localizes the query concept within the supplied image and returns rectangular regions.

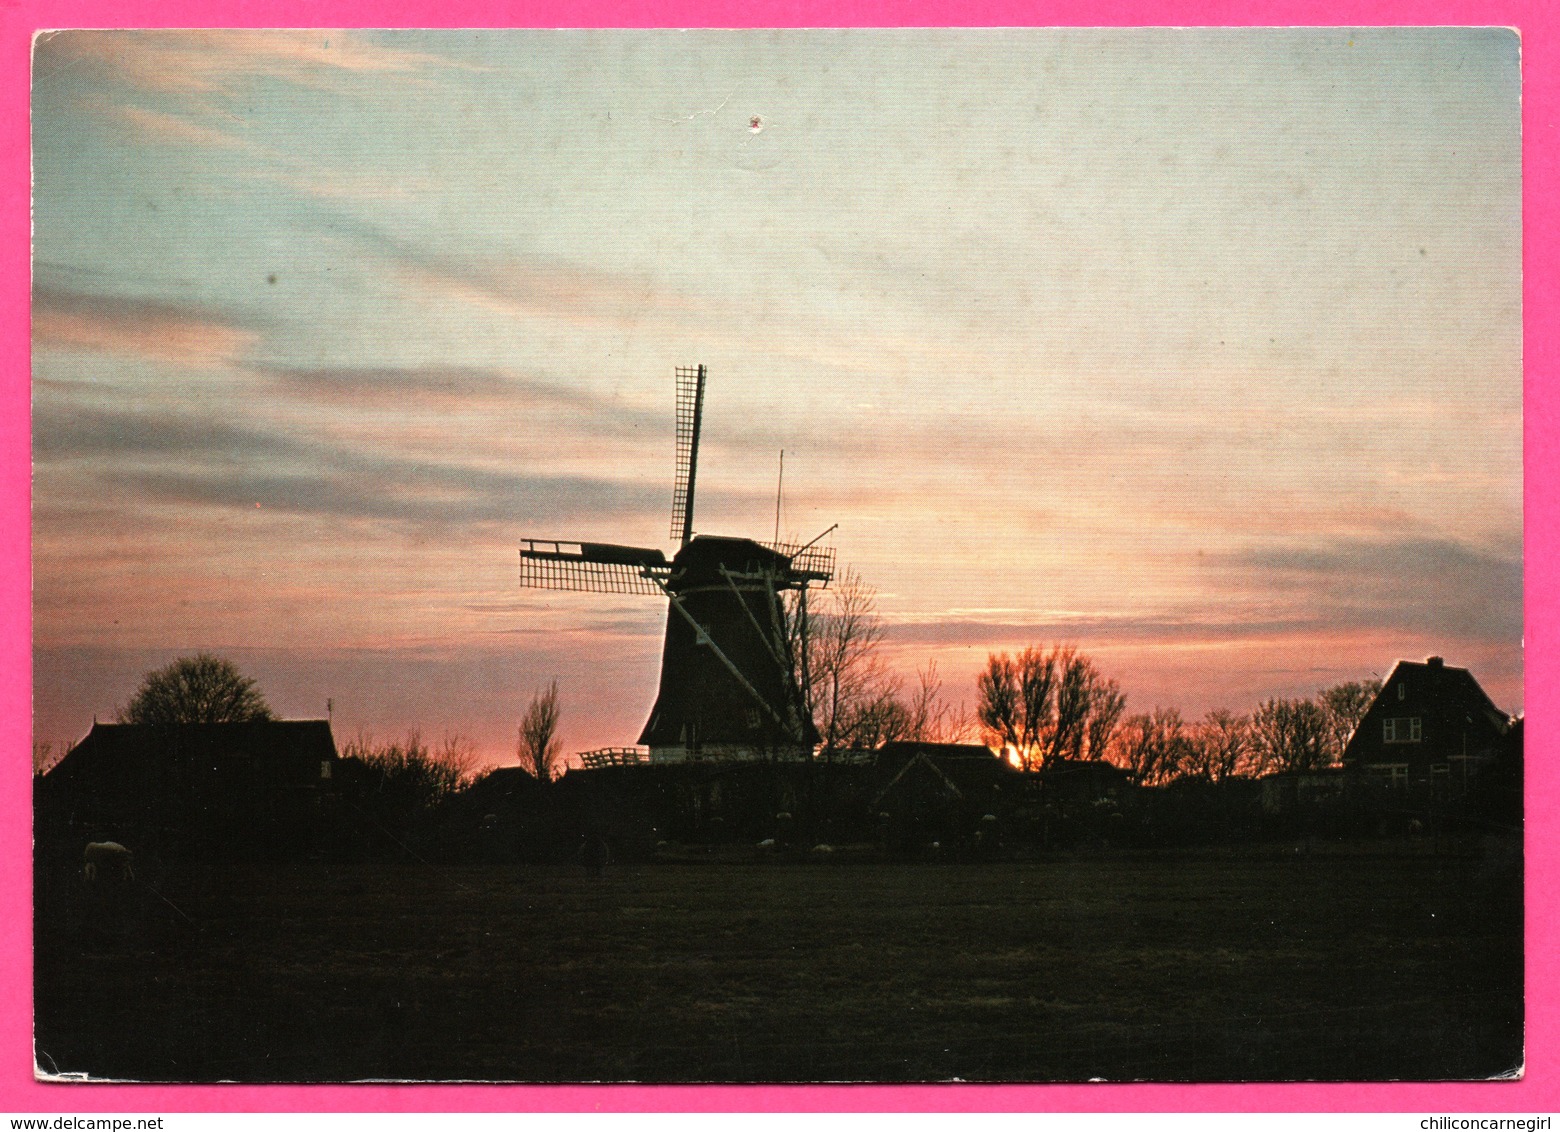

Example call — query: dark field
[35,847,1523,1082]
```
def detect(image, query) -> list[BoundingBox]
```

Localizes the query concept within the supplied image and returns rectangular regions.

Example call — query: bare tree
[518,680,564,783]
[1193,708,1251,781]
[905,659,974,743]
[849,687,912,749]
[1318,678,1382,762]
[790,571,975,754]
[1084,676,1127,761]
[435,733,485,785]
[342,730,482,805]
[1249,697,1330,774]
[1017,645,1060,757]
[1048,649,1096,762]
[1112,706,1187,786]
[979,646,1062,769]
[906,660,944,742]
[119,653,274,727]
[338,731,481,848]
[979,644,1127,769]
[937,699,980,744]
[977,652,1025,764]
[797,568,900,754]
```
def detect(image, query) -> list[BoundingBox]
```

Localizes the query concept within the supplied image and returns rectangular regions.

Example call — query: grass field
[34,846,1523,1083]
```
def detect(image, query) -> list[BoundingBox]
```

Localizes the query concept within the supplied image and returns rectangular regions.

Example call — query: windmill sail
[670,364,706,547]
[519,540,669,595]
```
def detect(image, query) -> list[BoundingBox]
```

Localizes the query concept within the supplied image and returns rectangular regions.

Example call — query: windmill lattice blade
[519,540,669,595]
[764,538,837,585]
[670,364,706,545]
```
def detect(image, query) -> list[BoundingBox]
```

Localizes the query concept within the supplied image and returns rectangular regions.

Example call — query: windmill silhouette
[519,365,835,763]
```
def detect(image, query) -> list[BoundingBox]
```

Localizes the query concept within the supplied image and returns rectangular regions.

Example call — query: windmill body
[638,535,819,761]
[518,366,833,764]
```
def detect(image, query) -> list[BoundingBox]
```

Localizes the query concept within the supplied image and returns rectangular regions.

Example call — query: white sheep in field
[82,841,134,884]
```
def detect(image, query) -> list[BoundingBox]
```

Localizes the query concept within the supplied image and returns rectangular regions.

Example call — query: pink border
[6,0,1553,1114]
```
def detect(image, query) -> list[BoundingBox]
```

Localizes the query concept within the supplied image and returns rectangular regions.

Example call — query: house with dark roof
[1038,757,1131,808]
[36,720,340,858]
[870,742,1031,853]
[1341,657,1511,791]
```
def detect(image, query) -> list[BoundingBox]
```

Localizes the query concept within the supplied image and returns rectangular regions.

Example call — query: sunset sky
[31,28,1523,766]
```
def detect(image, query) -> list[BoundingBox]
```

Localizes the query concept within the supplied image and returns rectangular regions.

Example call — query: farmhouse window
[1398,683,1406,701]
[1383,717,1422,743]
[1448,753,1491,780]
[1368,763,1410,786]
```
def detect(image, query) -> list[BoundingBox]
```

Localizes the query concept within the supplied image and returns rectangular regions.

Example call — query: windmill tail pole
[798,523,838,553]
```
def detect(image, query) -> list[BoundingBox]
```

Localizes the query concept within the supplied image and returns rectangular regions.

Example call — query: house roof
[871,745,1021,808]
[48,720,338,784]
[1040,758,1130,781]
[1391,656,1501,702]
[460,765,549,805]
[876,741,1000,762]
[1379,657,1509,725]
[1342,657,1510,763]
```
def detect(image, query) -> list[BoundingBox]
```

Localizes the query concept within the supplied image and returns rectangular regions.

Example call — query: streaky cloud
[881,613,1335,649]
[1226,536,1520,578]
[97,103,257,151]
[299,207,704,330]
[257,363,517,402]
[35,403,751,531]
[33,285,261,368]
[1213,535,1522,642]
[36,30,483,99]
[118,467,658,528]
[253,363,665,436]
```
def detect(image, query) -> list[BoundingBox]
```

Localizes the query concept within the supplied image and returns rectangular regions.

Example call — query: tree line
[1101,679,1381,786]
[89,601,1383,795]
[975,646,1379,784]
[793,573,1383,782]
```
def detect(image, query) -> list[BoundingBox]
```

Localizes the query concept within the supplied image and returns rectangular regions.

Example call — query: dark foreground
[35,845,1523,1082]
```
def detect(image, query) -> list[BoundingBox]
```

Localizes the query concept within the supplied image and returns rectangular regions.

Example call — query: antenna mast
[774,449,784,543]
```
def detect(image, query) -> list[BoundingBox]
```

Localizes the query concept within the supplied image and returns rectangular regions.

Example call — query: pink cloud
[32,287,257,368]
[36,30,480,99]
[397,254,705,331]
[94,102,255,150]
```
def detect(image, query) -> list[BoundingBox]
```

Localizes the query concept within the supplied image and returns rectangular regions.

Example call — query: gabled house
[870,743,1029,852]
[1341,657,1511,789]
[36,720,339,857]
[1038,757,1131,808]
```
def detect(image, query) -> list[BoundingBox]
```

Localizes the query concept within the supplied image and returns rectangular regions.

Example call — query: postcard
[30,28,1524,1085]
